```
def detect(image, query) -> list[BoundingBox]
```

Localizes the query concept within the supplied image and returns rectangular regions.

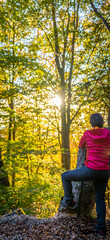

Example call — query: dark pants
[61,165,109,231]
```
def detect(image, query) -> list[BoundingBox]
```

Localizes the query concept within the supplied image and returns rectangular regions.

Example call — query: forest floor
[0,209,110,240]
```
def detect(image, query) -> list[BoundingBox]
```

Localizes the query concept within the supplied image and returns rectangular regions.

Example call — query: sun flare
[52,95,61,107]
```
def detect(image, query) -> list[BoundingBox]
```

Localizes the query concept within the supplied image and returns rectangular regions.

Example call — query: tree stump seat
[58,148,95,217]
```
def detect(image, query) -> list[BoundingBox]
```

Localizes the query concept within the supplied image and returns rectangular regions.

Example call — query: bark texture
[58,148,95,217]
[0,148,10,187]
[72,148,95,216]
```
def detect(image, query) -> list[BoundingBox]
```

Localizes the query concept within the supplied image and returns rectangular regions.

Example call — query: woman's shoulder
[86,128,110,138]
[82,128,110,137]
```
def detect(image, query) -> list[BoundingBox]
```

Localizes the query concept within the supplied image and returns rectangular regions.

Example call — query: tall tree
[36,0,97,169]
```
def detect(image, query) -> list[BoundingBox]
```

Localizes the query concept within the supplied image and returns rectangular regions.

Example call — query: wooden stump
[58,148,95,217]
[72,148,95,216]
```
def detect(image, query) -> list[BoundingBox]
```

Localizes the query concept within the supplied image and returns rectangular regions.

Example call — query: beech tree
[36,0,96,169]
[35,0,110,170]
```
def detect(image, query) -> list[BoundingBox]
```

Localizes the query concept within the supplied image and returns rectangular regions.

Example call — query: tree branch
[68,0,80,82]
[102,98,109,107]
[69,0,76,81]
[90,0,110,32]
[37,22,54,52]
[70,88,93,124]
[43,112,61,134]
[97,78,109,94]
[62,0,70,71]
[51,0,62,78]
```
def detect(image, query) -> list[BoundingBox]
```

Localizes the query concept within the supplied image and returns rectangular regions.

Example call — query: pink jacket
[79,128,110,170]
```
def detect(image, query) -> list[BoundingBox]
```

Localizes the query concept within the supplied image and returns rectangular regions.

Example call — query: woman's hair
[90,113,104,128]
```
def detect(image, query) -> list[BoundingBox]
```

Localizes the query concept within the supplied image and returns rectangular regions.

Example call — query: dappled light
[0,0,110,239]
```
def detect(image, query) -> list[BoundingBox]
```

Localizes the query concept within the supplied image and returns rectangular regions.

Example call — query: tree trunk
[61,96,71,170]
[0,148,10,187]
[51,0,79,170]
[72,148,95,216]
[58,148,95,217]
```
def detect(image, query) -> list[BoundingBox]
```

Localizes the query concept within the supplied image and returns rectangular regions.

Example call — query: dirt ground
[0,210,110,240]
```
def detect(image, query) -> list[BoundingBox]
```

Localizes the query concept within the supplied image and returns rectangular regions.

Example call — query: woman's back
[79,128,110,170]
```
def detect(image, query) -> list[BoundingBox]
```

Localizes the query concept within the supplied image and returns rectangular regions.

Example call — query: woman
[61,113,110,237]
